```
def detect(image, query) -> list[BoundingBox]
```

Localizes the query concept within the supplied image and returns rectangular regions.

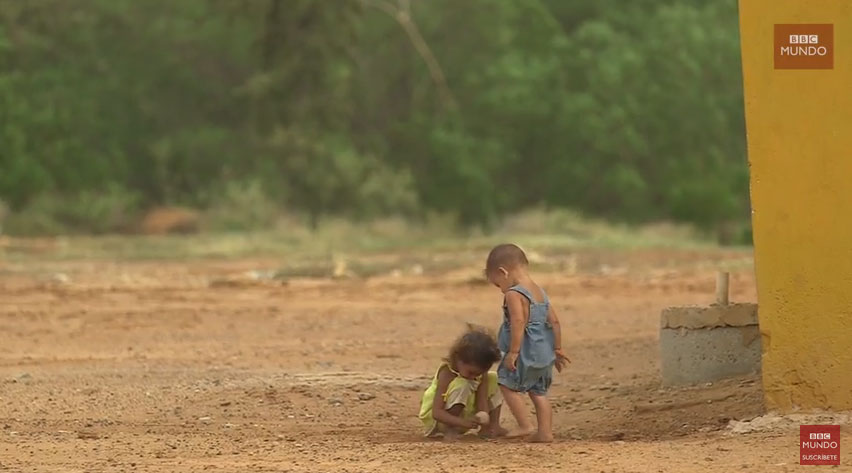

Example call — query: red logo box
[774,24,834,70]
[801,425,840,465]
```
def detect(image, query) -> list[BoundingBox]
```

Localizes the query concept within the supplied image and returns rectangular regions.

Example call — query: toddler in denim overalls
[485,244,570,442]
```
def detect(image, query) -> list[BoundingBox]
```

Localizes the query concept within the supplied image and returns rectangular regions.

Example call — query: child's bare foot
[442,430,462,442]
[505,426,535,438]
[527,432,554,443]
[479,426,509,438]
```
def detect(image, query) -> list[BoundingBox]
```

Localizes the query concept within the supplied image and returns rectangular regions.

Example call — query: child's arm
[503,291,527,371]
[475,376,489,414]
[547,304,571,372]
[431,366,477,430]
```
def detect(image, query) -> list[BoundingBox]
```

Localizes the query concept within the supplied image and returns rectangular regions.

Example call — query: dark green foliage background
[0,0,748,234]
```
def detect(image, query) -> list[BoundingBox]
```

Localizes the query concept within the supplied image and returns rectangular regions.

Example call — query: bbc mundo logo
[803,431,838,448]
[800,425,841,466]
[783,34,828,56]
[774,24,833,70]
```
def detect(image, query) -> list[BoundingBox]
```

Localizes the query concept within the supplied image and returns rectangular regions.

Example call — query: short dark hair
[446,325,501,370]
[485,243,529,274]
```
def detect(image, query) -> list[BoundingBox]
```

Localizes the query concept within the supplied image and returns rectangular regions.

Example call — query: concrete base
[660,303,761,386]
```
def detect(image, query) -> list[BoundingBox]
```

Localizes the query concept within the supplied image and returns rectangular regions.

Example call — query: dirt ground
[0,248,837,472]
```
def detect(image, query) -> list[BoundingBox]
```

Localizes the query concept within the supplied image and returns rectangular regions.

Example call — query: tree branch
[360,0,457,112]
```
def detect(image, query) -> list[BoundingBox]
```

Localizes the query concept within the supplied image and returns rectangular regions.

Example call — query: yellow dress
[418,362,501,436]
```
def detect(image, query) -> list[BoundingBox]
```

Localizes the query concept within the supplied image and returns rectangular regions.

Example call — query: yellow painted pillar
[739,0,852,411]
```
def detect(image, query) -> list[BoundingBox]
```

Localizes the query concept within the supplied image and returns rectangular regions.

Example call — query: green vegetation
[0,0,748,237]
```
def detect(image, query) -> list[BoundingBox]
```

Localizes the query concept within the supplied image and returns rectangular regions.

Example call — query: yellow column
[739,0,852,411]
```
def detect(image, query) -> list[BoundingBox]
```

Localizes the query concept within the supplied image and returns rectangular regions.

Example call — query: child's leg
[499,385,535,438]
[485,403,508,437]
[528,392,553,443]
[480,373,507,437]
[434,378,476,440]
[441,403,467,441]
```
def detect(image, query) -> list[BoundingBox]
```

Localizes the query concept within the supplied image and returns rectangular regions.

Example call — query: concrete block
[660,303,761,386]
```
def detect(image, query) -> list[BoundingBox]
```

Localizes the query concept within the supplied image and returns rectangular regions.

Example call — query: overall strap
[507,285,534,303]
[540,287,550,305]
[508,285,547,305]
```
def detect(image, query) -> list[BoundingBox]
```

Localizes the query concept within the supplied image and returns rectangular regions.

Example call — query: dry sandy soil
[0,248,842,472]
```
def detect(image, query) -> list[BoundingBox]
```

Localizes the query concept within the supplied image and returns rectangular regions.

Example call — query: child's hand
[503,352,518,371]
[461,418,478,430]
[554,349,571,373]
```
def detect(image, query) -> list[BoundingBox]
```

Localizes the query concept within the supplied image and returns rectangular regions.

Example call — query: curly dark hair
[446,324,502,371]
[485,243,529,274]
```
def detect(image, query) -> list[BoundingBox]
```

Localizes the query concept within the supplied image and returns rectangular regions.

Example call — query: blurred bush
[5,185,141,235]
[0,0,750,236]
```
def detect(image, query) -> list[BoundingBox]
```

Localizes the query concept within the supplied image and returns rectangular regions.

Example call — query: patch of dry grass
[1,210,737,270]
